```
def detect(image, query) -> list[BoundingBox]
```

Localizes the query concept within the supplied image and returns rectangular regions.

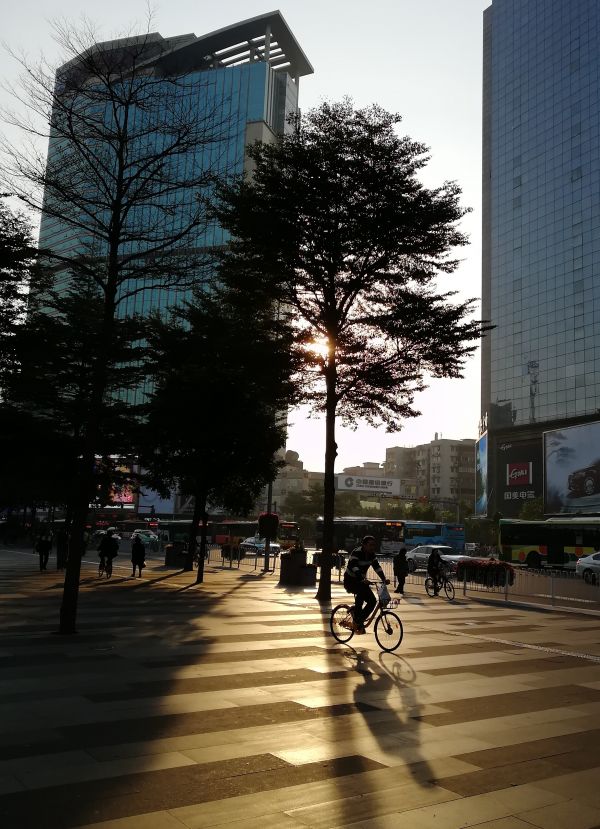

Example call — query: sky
[1,0,491,472]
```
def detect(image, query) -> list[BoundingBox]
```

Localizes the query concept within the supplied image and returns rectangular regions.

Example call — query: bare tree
[1,19,232,632]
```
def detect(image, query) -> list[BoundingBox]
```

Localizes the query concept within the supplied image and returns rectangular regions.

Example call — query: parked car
[239,537,281,557]
[131,529,159,550]
[405,544,461,574]
[575,552,600,584]
[568,460,600,497]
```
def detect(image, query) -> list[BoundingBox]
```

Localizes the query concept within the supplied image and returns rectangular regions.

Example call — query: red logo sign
[506,462,532,486]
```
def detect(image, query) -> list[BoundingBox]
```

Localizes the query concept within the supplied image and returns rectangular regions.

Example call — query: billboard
[336,475,401,495]
[138,488,176,515]
[475,433,488,516]
[495,435,543,517]
[544,421,600,514]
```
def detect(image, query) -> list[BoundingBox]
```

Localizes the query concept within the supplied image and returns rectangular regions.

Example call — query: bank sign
[496,436,542,517]
[336,475,401,495]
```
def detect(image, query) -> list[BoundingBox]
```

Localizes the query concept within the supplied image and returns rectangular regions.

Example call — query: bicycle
[425,571,455,600]
[329,581,403,652]
[98,556,113,579]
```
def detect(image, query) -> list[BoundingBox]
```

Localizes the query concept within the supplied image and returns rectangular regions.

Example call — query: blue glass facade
[38,14,311,307]
[482,0,600,430]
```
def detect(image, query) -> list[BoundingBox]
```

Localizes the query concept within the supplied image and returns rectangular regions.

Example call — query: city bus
[314,517,405,556]
[156,518,301,548]
[499,517,600,569]
[404,521,465,552]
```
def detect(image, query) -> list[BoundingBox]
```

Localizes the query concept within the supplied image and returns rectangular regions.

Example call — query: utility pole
[263,481,272,572]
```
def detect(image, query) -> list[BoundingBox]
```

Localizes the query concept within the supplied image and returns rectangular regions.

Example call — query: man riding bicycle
[427,548,444,596]
[343,535,390,634]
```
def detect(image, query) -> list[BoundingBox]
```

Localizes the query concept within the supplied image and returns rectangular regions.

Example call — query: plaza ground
[1,546,600,829]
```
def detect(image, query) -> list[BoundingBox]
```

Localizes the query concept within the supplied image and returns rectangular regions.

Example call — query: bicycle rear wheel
[444,579,455,601]
[425,577,436,597]
[375,611,403,652]
[330,604,355,643]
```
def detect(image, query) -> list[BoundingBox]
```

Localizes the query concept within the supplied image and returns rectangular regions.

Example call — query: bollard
[463,569,467,597]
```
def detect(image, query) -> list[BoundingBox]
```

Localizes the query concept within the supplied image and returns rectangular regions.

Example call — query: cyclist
[343,535,389,634]
[98,529,119,578]
[427,548,444,596]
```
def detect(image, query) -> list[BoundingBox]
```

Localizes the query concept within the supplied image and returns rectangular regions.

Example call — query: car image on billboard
[544,421,600,514]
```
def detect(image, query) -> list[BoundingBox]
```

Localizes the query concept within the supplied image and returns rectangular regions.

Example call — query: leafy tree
[518,497,544,521]
[0,200,36,366]
[0,275,145,522]
[215,99,489,599]
[140,286,298,583]
[1,21,228,632]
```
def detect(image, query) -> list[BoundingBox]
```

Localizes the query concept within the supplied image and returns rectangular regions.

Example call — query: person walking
[98,529,119,578]
[343,535,389,634]
[393,547,409,595]
[35,534,52,571]
[131,535,146,578]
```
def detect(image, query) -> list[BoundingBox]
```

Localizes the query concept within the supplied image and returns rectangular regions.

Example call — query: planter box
[456,558,515,587]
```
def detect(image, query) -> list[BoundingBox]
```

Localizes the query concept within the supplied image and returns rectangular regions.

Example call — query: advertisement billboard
[475,433,488,516]
[138,488,176,515]
[544,421,600,514]
[336,475,401,495]
[495,435,543,517]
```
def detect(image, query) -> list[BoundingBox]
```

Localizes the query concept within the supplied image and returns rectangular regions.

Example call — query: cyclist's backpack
[343,571,359,594]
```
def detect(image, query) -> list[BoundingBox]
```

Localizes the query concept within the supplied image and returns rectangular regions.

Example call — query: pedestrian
[393,547,409,595]
[55,528,69,570]
[343,535,389,634]
[131,535,146,577]
[98,529,119,578]
[35,534,52,571]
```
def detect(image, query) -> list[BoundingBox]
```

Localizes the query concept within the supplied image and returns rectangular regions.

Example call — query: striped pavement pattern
[1,547,600,828]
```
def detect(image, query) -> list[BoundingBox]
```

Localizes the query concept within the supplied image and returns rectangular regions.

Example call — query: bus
[404,521,465,552]
[314,517,405,556]
[156,518,301,548]
[499,517,600,569]
[277,521,302,550]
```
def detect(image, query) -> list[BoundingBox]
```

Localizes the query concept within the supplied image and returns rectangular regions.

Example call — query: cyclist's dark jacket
[343,545,385,593]
[427,550,443,578]
[98,536,119,560]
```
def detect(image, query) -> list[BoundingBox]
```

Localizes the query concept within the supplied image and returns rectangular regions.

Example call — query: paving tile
[517,798,600,829]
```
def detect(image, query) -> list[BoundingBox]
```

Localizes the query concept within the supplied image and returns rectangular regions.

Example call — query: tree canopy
[215,99,489,599]
[140,285,299,581]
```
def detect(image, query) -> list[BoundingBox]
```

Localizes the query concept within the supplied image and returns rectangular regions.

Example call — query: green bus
[499,517,600,569]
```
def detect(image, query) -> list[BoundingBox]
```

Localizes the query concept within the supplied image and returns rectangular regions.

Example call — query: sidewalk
[1,546,600,829]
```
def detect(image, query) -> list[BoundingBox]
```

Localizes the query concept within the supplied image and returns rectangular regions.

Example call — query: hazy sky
[2,0,490,471]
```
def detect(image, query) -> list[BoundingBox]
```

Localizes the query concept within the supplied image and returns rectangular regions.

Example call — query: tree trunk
[59,457,93,634]
[185,496,203,571]
[315,368,337,602]
[196,504,208,584]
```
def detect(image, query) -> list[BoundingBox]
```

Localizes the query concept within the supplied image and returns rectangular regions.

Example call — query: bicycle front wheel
[330,604,355,643]
[444,579,455,601]
[375,611,403,652]
[425,577,436,597]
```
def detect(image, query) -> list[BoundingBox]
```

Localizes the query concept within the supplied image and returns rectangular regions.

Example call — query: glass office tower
[38,11,313,319]
[481,0,600,517]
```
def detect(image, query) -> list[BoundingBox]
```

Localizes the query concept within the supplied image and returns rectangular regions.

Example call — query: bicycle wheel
[98,564,104,578]
[424,577,436,597]
[444,579,455,601]
[330,604,355,643]
[375,611,403,652]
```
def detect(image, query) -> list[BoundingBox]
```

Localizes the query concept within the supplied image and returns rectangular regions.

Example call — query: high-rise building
[38,11,313,311]
[481,0,600,518]
[415,436,476,512]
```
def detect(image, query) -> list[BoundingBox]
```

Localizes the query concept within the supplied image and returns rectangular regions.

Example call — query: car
[239,537,281,556]
[131,529,159,549]
[405,544,459,573]
[575,552,600,584]
[568,460,600,497]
